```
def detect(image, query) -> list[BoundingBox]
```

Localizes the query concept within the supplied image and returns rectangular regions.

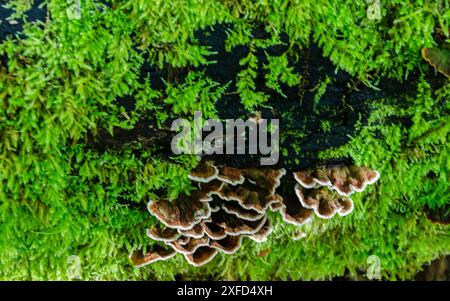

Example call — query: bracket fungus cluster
[131,161,380,267]
[293,166,380,219]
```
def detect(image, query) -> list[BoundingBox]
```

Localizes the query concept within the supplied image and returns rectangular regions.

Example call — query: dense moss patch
[0,0,448,280]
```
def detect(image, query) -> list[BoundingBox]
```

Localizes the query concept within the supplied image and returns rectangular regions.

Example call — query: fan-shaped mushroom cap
[217,166,245,185]
[147,191,212,230]
[293,171,318,189]
[269,201,284,212]
[348,166,380,192]
[130,245,177,267]
[199,180,224,196]
[316,194,344,219]
[279,192,314,226]
[295,185,350,219]
[211,211,267,236]
[218,184,282,213]
[249,218,274,243]
[177,223,205,239]
[221,200,266,221]
[294,184,320,209]
[184,246,218,267]
[146,225,180,242]
[313,167,332,186]
[210,235,243,254]
[337,197,354,216]
[329,166,353,196]
[242,168,286,194]
[167,236,210,254]
[188,160,219,183]
[202,221,227,240]
[209,201,222,212]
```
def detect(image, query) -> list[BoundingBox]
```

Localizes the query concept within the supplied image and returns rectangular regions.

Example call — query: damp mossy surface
[0,0,448,280]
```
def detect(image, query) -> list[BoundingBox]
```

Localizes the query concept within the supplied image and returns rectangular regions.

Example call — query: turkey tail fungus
[132,162,378,267]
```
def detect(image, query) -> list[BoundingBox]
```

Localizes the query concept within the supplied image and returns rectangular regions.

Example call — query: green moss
[0,0,448,280]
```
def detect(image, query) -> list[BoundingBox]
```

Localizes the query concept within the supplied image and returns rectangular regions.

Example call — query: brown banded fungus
[242,167,286,194]
[295,184,353,219]
[188,160,219,183]
[217,166,245,185]
[147,190,212,230]
[130,245,177,267]
[294,165,380,196]
[146,225,180,242]
[184,246,219,267]
[133,162,378,268]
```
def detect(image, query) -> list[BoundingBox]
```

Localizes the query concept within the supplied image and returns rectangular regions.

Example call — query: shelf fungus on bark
[135,162,378,268]
[294,165,380,196]
[130,245,177,267]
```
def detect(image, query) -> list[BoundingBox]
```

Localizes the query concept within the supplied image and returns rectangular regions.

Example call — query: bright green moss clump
[0,0,448,280]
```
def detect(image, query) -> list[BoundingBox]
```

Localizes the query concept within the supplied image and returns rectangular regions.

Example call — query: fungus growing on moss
[188,160,219,183]
[136,162,378,268]
[347,166,380,192]
[202,221,227,240]
[199,180,224,196]
[294,165,380,196]
[294,184,352,219]
[130,245,177,267]
[422,47,450,78]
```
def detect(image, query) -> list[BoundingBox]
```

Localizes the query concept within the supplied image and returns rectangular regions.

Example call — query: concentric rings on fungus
[133,162,379,267]
[210,235,243,254]
[130,245,177,267]
[294,165,380,197]
[183,246,219,267]
[294,184,353,219]
[242,167,286,194]
[188,160,219,183]
[147,191,212,230]
[167,236,210,254]
[146,225,180,242]
[217,166,245,186]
